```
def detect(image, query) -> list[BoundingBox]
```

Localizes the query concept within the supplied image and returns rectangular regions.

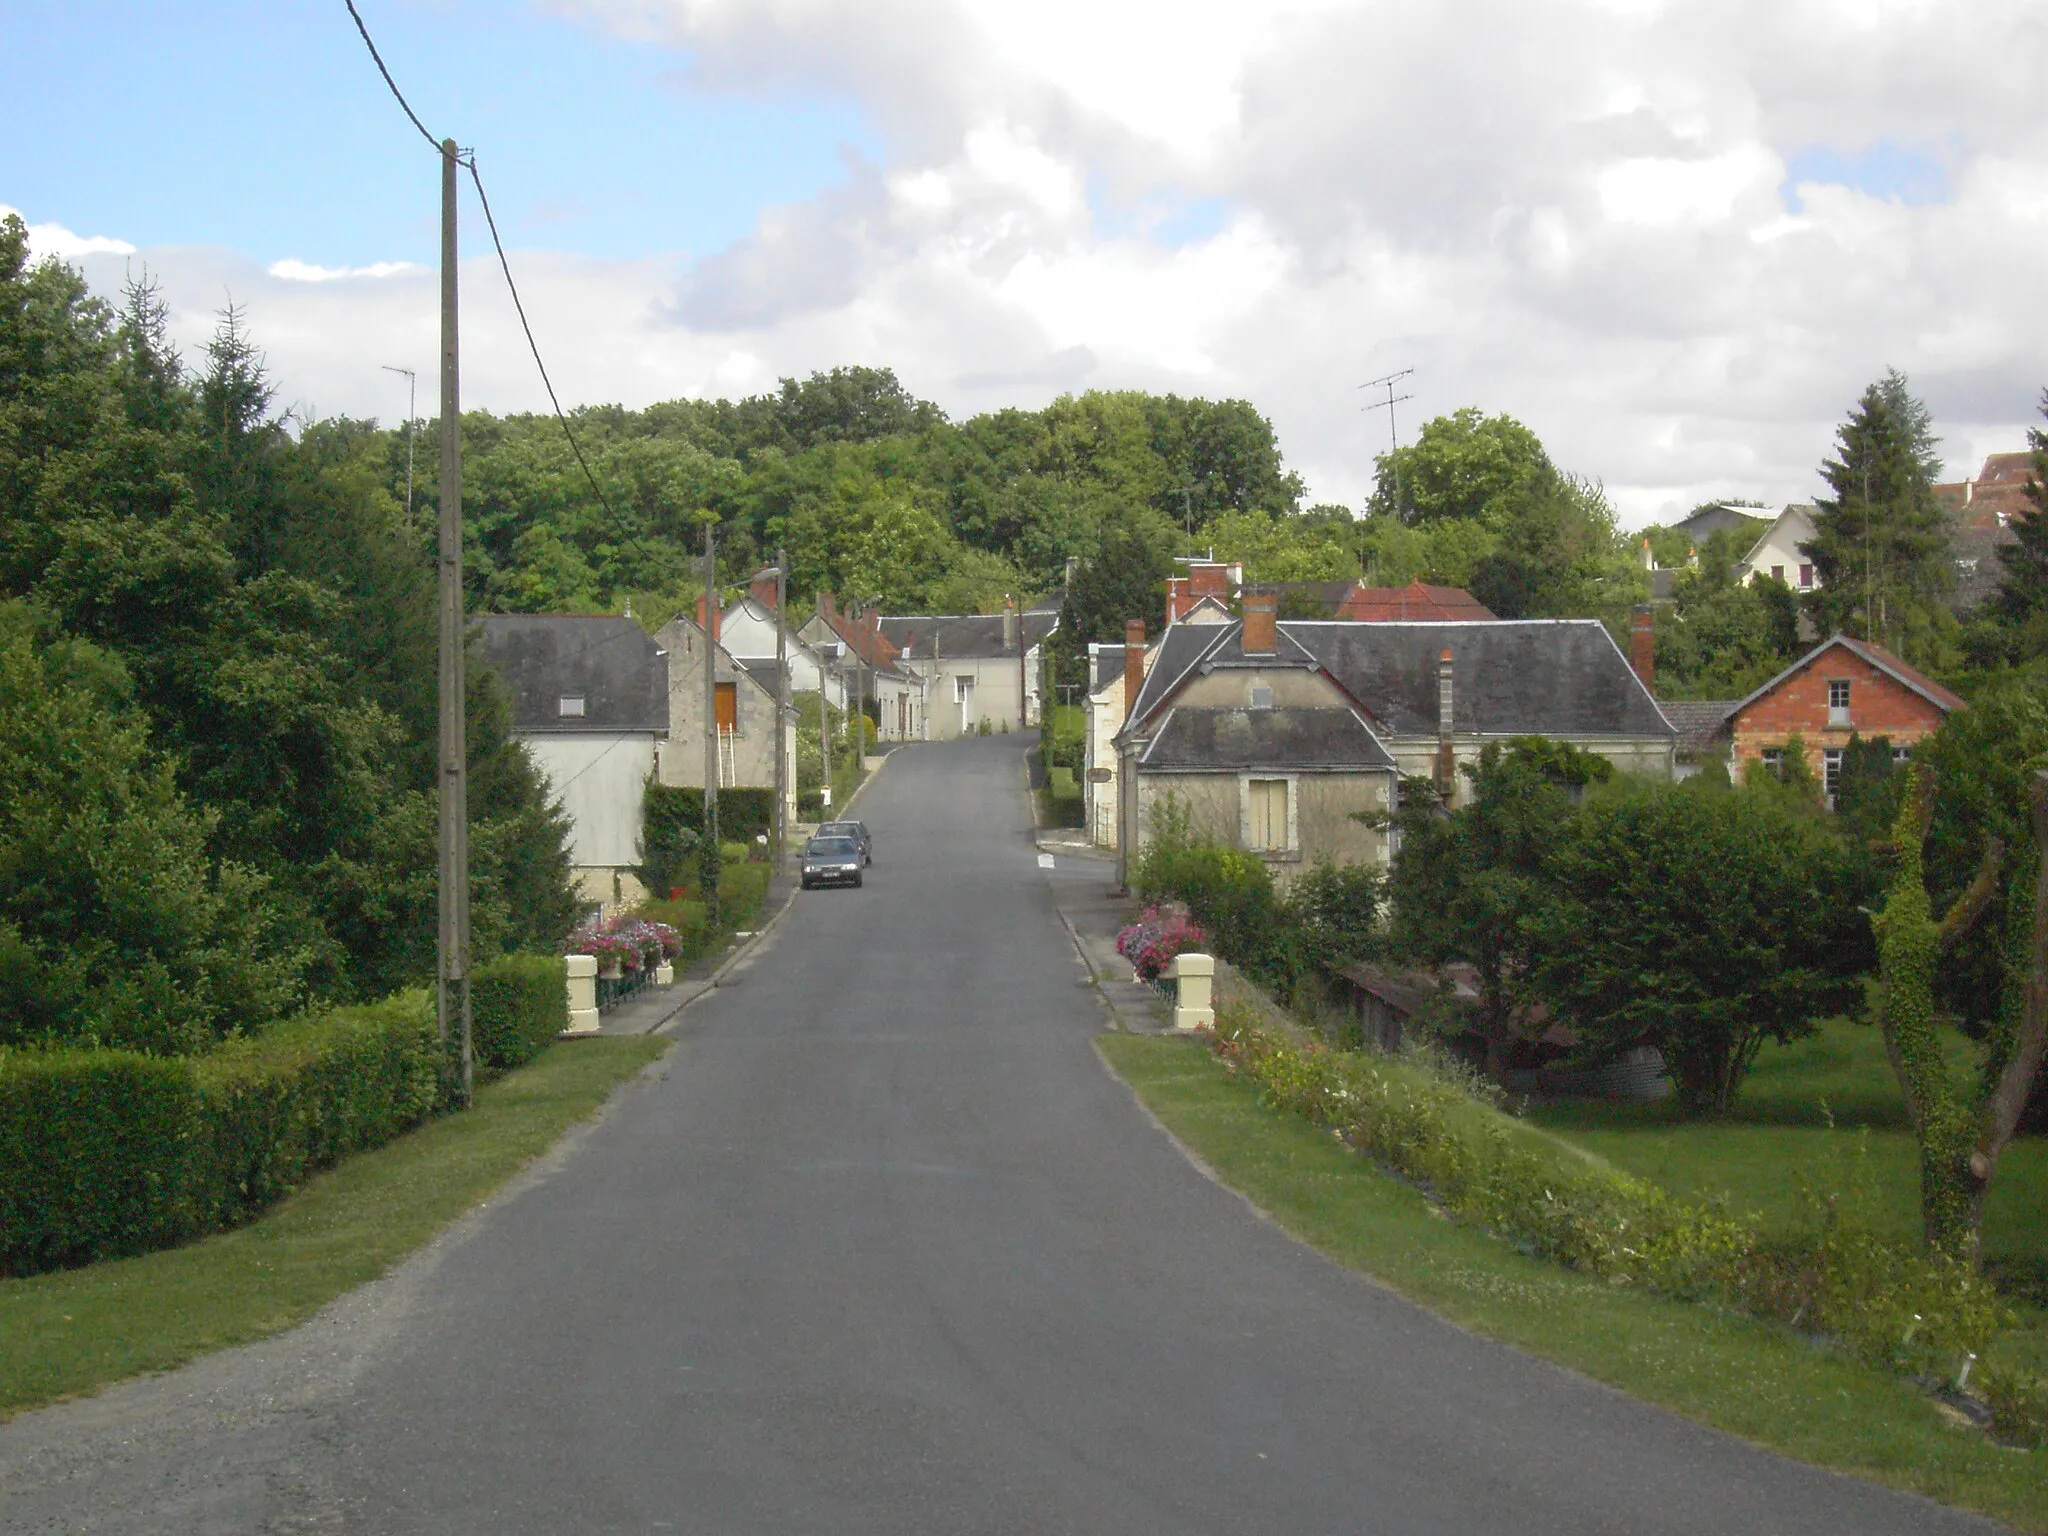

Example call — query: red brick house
[1725,635,1965,799]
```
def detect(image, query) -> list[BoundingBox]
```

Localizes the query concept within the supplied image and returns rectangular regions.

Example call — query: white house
[878,610,1059,739]
[1738,504,1821,593]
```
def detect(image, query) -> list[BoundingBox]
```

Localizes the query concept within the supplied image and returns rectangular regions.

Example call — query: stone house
[477,615,667,910]
[795,591,923,743]
[649,605,795,828]
[1114,597,1676,884]
[877,610,1058,739]
[718,591,848,714]
[1724,633,1965,801]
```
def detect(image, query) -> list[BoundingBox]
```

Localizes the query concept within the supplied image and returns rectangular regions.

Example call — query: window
[1823,748,1843,804]
[558,695,586,718]
[1249,684,1274,710]
[1827,678,1850,727]
[1798,563,1814,590]
[1246,778,1289,851]
[1892,745,1911,764]
[954,675,974,704]
[1771,564,1784,583]
[1759,747,1785,780]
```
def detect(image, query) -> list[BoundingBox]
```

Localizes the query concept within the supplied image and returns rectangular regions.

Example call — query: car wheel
[801,878,812,890]
[853,873,864,888]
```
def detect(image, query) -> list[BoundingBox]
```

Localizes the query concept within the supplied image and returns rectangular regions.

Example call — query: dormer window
[558,695,586,718]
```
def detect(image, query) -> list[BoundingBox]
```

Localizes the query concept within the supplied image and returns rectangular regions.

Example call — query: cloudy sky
[6,0,2046,524]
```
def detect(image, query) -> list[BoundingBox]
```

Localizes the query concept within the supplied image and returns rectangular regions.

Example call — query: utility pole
[435,139,472,1104]
[819,636,834,813]
[702,523,719,922]
[774,548,789,859]
[1360,368,1415,515]
[381,364,417,522]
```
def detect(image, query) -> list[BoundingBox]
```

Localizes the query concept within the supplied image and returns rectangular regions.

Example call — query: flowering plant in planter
[1115,904,1207,983]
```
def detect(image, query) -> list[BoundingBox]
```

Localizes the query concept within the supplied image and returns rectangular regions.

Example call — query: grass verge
[0,1036,667,1420]
[1098,1032,2047,1535]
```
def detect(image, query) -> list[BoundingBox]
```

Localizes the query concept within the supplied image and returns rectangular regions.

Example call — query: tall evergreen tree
[1801,370,1953,660]
[1990,389,2048,648]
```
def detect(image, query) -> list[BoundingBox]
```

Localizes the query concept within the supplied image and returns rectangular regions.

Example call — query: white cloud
[266,259,423,283]
[1,204,135,258]
[50,1,2048,530]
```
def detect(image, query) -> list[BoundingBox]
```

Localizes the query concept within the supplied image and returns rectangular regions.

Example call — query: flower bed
[564,916,683,975]
[1114,904,1207,983]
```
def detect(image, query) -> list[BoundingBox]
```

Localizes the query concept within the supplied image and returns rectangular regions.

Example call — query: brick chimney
[1242,592,1278,655]
[1435,647,1456,798]
[1123,619,1146,724]
[749,566,779,609]
[1630,604,1655,695]
[695,592,721,645]
[1166,576,1189,627]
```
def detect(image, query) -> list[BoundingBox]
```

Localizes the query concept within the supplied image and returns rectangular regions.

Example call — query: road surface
[0,738,1998,1533]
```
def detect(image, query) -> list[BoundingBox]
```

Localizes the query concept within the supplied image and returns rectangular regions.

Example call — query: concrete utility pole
[702,523,720,918]
[381,364,417,522]
[435,139,473,1103]
[819,636,834,813]
[774,549,789,858]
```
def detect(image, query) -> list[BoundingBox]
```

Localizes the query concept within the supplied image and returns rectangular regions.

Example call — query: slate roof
[1671,504,1767,545]
[1137,706,1396,772]
[479,616,667,734]
[1285,620,1674,739]
[1728,635,1967,721]
[876,612,1059,660]
[1089,644,1128,694]
[1658,700,1736,757]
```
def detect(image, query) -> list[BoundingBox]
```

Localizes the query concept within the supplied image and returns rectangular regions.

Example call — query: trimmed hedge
[471,954,567,1075]
[0,991,441,1276]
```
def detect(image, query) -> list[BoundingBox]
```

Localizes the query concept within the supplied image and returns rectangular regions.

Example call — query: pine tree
[1801,370,1952,658]
[1990,390,2048,638]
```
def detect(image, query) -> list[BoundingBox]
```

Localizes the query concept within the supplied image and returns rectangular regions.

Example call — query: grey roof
[876,612,1059,659]
[1672,504,1767,545]
[1289,621,1673,740]
[1122,622,1240,729]
[1658,700,1736,756]
[1948,521,2016,614]
[479,616,667,734]
[1089,644,1129,693]
[1138,707,1396,772]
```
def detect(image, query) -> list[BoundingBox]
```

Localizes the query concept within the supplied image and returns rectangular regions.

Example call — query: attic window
[558,695,586,718]
[1250,684,1274,711]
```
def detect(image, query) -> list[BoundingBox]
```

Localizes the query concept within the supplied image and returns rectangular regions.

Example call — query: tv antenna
[1359,368,1415,515]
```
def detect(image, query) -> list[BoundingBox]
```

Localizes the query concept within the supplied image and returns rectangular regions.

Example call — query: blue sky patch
[1779,140,1950,212]
[1086,176,1231,247]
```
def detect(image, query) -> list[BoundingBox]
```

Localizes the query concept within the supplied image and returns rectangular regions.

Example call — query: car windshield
[806,838,858,857]
[821,822,864,839]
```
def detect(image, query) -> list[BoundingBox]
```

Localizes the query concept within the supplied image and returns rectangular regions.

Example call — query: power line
[343,0,440,151]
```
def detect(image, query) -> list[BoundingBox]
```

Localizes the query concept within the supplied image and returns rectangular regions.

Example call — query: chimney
[1640,536,1653,571]
[749,566,779,609]
[1002,601,1019,652]
[1242,592,1277,655]
[1630,604,1655,695]
[1435,647,1456,798]
[1123,619,1146,725]
[695,592,721,646]
[1166,576,1189,627]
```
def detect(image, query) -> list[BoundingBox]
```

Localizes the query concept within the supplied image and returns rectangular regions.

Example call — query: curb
[648,747,900,1036]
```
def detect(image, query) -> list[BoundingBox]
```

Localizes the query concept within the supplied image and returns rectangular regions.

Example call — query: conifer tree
[1801,370,1952,659]
[1990,390,2048,642]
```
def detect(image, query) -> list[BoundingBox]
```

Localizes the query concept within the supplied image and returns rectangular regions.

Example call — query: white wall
[521,733,658,869]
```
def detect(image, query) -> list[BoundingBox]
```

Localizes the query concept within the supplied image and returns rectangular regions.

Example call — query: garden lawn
[1100,1032,2048,1534]
[0,1036,666,1420]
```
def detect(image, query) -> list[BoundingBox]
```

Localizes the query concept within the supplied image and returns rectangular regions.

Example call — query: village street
[0,737,1999,1535]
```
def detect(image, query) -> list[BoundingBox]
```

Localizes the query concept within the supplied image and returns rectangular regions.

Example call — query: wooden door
[715,681,737,733]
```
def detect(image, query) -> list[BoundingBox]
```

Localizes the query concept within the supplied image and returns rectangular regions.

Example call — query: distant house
[478,615,667,910]
[1164,559,1242,624]
[1083,630,1143,849]
[719,591,848,714]
[649,602,794,827]
[1113,598,1674,883]
[796,592,923,743]
[1725,634,1965,801]
[877,610,1058,738]
[1738,504,1821,594]
[1657,699,1739,782]
[1272,578,1496,622]
[1937,452,2032,615]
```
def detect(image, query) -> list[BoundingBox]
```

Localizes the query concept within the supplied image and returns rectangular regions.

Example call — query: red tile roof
[1338,579,1496,622]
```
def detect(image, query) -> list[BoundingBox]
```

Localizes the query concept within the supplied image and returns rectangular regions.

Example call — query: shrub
[720,861,771,926]
[1115,904,1208,982]
[470,954,567,1074]
[0,992,442,1275]
[640,784,775,894]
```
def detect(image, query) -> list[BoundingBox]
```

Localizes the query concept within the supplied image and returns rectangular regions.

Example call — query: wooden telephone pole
[702,524,720,921]
[436,138,473,1103]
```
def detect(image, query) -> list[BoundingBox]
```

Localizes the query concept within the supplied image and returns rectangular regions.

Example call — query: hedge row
[0,955,570,1277]
[1205,1006,2045,1445]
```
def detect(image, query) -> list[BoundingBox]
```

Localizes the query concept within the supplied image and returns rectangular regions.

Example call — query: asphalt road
[0,738,2001,1534]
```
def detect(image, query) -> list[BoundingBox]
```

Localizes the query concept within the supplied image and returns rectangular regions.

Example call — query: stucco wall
[523,733,657,872]
[1133,769,1392,885]
[1085,671,1127,847]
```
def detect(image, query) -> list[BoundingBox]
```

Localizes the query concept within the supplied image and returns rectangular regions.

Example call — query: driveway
[0,737,2000,1533]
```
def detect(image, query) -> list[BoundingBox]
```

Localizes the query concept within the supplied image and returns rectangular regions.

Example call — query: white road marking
[1037,853,1054,869]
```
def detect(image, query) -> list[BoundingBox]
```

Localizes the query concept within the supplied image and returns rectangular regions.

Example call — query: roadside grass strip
[1098,1032,2048,1535]
[0,1036,667,1420]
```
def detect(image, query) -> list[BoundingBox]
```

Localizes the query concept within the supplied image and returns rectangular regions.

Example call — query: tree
[1652,538,1801,699]
[1989,390,2048,654]
[1801,370,1954,662]
[1535,778,1870,1116]
[1048,523,1173,693]
[1370,408,1553,526]
[1202,508,1357,583]
[1874,765,2048,1259]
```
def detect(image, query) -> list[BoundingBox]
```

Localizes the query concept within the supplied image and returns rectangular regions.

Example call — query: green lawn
[0,1036,667,1420]
[1526,1020,2048,1293]
[1099,1033,2048,1533]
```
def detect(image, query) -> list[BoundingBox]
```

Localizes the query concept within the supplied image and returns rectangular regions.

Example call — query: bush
[470,954,567,1074]
[0,992,442,1275]
[720,861,771,927]
[0,1048,200,1272]
[641,784,775,895]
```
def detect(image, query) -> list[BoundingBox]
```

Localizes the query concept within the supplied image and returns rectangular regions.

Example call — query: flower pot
[598,959,623,981]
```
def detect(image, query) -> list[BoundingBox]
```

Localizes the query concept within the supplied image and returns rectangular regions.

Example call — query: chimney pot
[1242,593,1278,655]
[1629,604,1655,695]
[1436,647,1456,797]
